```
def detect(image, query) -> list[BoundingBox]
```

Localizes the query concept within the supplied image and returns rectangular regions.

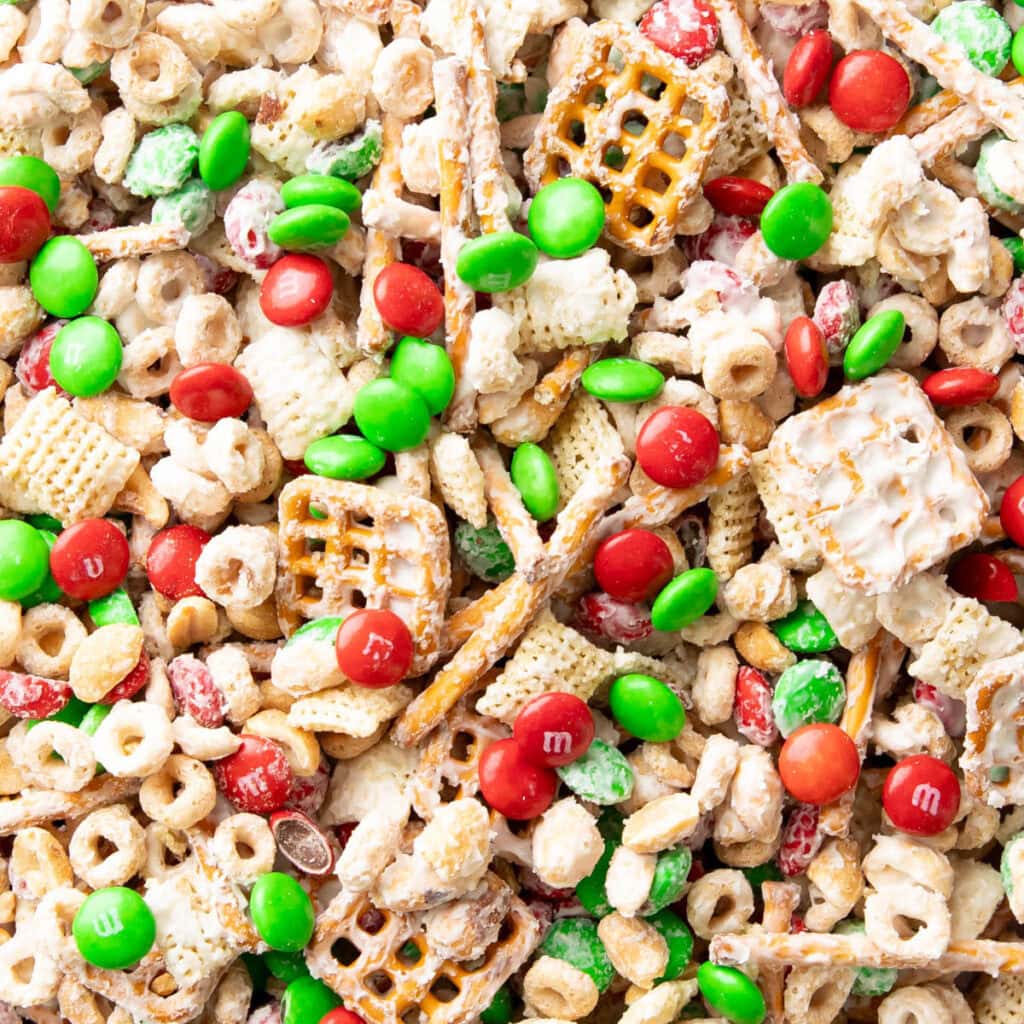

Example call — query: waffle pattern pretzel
[963,651,1024,809]
[524,20,730,255]
[276,476,451,674]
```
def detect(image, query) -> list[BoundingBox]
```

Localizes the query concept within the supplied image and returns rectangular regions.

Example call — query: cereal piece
[336,804,407,892]
[596,913,668,991]
[686,869,754,939]
[287,683,414,737]
[706,472,759,582]
[139,754,217,828]
[429,432,487,530]
[212,813,276,885]
[244,708,319,776]
[194,526,277,610]
[92,699,174,777]
[523,957,598,1022]
[68,804,146,889]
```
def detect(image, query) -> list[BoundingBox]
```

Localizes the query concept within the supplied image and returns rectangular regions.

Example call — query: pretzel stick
[434,58,479,434]
[854,0,1024,141]
[761,883,801,1024]
[472,438,547,582]
[356,114,403,357]
[393,453,631,746]
[711,932,1024,973]
[891,88,977,139]
[79,223,189,261]
[705,0,822,184]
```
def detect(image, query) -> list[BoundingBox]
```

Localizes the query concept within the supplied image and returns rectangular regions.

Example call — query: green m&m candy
[540,917,616,991]
[152,178,215,238]
[199,111,251,191]
[0,520,50,601]
[264,949,311,982]
[0,155,60,212]
[481,985,513,1024]
[88,587,139,627]
[760,182,833,260]
[651,568,718,632]
[353,379,431,452]
[453,520,515,582]
[528,178,606,258]
[609,673,685,742]
[249,872,315,951]
[50,317,123,397]
[268,205,349,250]
[976,135,1024,213]
[304,435,385,480]
[557,738,634,805]
[69,60,110,85]
[390,335,455,415]
[241,952,268,991]
[307,120,383,180]
[288,616,344,646]
[843,309,905,380]
[697,963,766,1024]
[25,513,61,532]
[282,173,361,213]
[648,909,693,981]
[79,701,112,736]
[30,236,98,317]
[19,528,61,609]
[645,846,692,915]
[771,659,846,737]
[834,920,897,997]
[581,358,664,403]
[456,231,538,292]
[771,599,837,653]
[577,838,616,917]
[1002,236,1024,274]
[932,1,1012,76]
[124,124,200,198]
[1014,25,1024,75]
[281,975,342,1024]
[73,886,156,970]
[510,443,559,522]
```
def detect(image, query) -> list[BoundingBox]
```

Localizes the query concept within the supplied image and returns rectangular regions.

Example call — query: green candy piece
[390,336,455,415]
[88,587,139,627]
[976,135,1024,213]
[651,568,718,632]
[843,310,906,380]
[307,120,383,180]
[281,976,342,1024]
[68,60,110,84]
[268,204,349,250]
[79,702,112,736]
[288,616,344,646]
[50,317,123,397]
[249,872,315,951]
[576,838,615,917]
[834,921,897,997]
[456,231,538,292]
[0,520,49,602]
[26,514,61,532]
[609,673,685,742]
[1001,831,1024,902]
[697,963,766,1024]
[645,846,692,915]
[528,177,606,258]
[152,178,215,238]
[241,952,269,992]
[30,236,98,317]
[771,659,846,738]
[481,986,513,1024]
[304,435,385,480]
[597,807,625,843]
[73,887,156,970]
[199,111,251,191]
[51,696,91,728]
[556,738,634,805]
[581,358,664,403]
[743,862,784,888]
[264,949,310,981]
[0,155,60,212]
[510,443,559,522]
[649,909,693,981]
[541,918,615,992]
[283,174,361,213]
[1014,25,1024,74]
[124,124,200,198]
[353,379,430,452]
[496,83,526,122]
[1002,236,1024,274]
[760,182,833,261]
[19,529,61,609]
[771,599,838,653]
[932,1,1012,76]
[453,520,515,582]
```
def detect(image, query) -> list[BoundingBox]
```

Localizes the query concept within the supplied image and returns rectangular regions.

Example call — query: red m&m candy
[49,518,130,600]
[146,525,211,600]
[948,552,1017,603]
[703,176,774,218]
[372,262,444,337]
[170,363,253,422]
[640,0,719,66]
[783,29,833,108]
[335,608,413,688]
[478,738,557,819]
[882,754,960,836]
[635,406,719,489]
[922,368,999,407]
[1001,476,1024,545]
[784,316,829,399]
[260,253,333,327]
[0,186,50,263]
[215,734,293,814]
[828,50,911,133]
[593,528,674,603]
[513,692,595,767]
[778,723,860,805]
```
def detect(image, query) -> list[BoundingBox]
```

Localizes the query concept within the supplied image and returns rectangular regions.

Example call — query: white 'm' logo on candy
[542,731,572,755]
[910,783,942,816]
[93,909,123,937]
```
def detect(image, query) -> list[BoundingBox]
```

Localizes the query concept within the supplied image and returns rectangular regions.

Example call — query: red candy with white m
[640,0,719,67]
[167,654,226,728]
[215,734,293,814]
[882,754,960,836]
[733,666,778,746]
[0,669,71,718]
[513,692,595,767]
[778,803,823,876]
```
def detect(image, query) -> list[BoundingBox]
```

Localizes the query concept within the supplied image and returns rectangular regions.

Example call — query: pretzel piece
[78,223,190,262]
[761,882,801,1024]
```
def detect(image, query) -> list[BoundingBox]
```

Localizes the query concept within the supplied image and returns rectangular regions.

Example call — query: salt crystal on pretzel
[78,223,190,263]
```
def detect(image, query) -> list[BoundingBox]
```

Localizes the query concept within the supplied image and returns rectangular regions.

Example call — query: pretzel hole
[663,132,687,158]
[366,970,393,995]
[623,112,648,136]
[603,145,627,171]
[349,590,366,609]
[429,976,459,1003]
[628,206,654,228]
[569,120,586,146]
[607,48,625,73]
[643,169,670,195]
[304,537,326,556]
[640,73,666,99]
[462,955,487,972]
[331,937,361,966]
[452,732,474,762]
[439,780,459,802]
[350,545,369,567]
[585,86,606,108]
[357,907,386,934]
[397,941,422,966]
[103,2,123,21]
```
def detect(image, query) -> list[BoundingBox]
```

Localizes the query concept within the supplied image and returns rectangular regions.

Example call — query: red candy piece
[684,214,757,265]
[260,253,333,327]
[703,177,774,218]
[285,758,330,816]
[778,803,823,877]
[778,723,860,805]
[0,186,50,263]
[513,692,595,767]
[101,652,150,704]
[759,0,828,36]
[223,179,284,270]
[49,518,130,601]
[640,0,719,66]
[812,279,860,355]
[478,738,557,820]
[783,29,833,108]
[170,363,253,422]
[575,592,654,645]
[335,608,413,688]
[194,252,239,296]
[784,316,828,399]
[321,1010,367,1024]
[912,679,966,739]
[733,666,778,747]
[593,528,674,603]
[922,368,1000,407]
[1001,476,1024,546]
[215,734,294,814]
[828,50,911,133]
[146,525,211,600]
[0,669,71,718]
[949,552,1017,603]
[373,262,444,337]
[882,754,960,836]
[1002,277,1024,352]
[167,654,225,727]
[636,406,719,489]
[15,320,66,395]
[270,808,336,876]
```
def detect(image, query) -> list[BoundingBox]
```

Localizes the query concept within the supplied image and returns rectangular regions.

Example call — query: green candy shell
[124,124,200,198]
[453,520,515,582]
[304,435,385,480]
[249,872,315,951]
[771,659,846,738]
[645,846,692,915]
[843,310,905,380]
[283,173,361,213]
[481,985,513,1024]
[199,111,251,191]
[0,155,60,212]
[556,738,634,805]
[0,520,50,602]
[770,599,838,653]
[1014,24,1024,75]
[73,887,156,970]
[307,120,383,181]
[353,379,430,452]
[528,177,606,259]
[68,60,109,84]
[576,839,615,918]
[582,358,664,403]
[18,528,61,609]
[152,178,215,237]
[1001,831,1024,899]
[932,1,1012,77]
[510,443,559,522]
[651,568,718,632]
[760,183,833,261]
[288,616,344,646]
[834,921,897,997]
[50,316,123,397]
[88,587,139,627]
[976,135,1024,213]
[609,673,685,742]
[390,336,455,416]
[264,949,310,981]
[268,204,349,250]
[30,236,98,318]
[1002,236,1024,274]
[456,231,538,293]
[648,909,693,981]
[697,963,766,1024]
[540,918,615,992]
[281,976,342,1024]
